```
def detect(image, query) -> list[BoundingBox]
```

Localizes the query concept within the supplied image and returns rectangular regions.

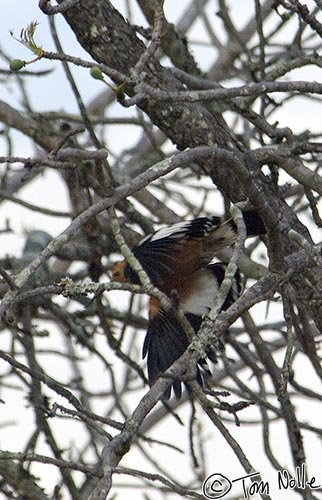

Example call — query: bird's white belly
[181,271,219,316]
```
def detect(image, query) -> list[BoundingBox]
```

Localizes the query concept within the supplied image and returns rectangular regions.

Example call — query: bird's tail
[143,310,213,399]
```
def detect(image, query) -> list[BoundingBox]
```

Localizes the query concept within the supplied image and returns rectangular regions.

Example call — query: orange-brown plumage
[111,212,265,398]
[111,260,129,283]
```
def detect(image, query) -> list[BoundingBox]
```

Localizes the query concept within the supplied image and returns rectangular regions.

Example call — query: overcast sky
[0,2,321,499]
